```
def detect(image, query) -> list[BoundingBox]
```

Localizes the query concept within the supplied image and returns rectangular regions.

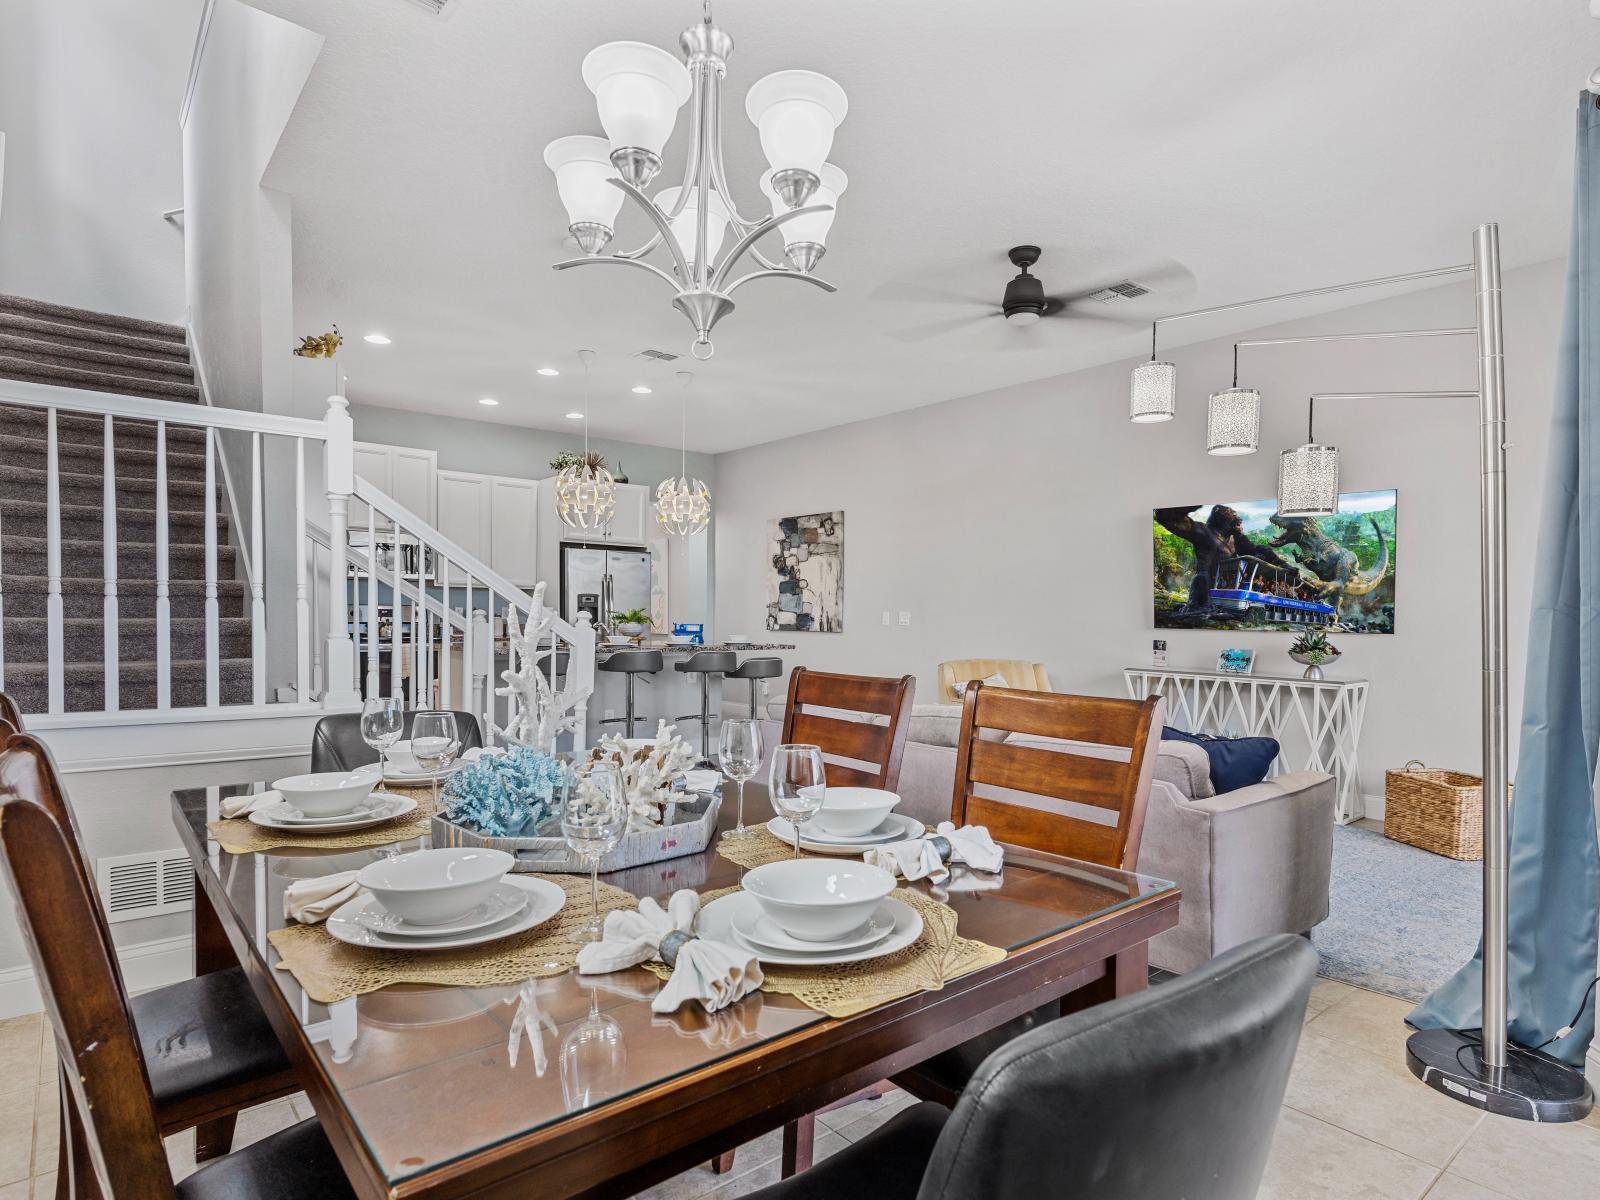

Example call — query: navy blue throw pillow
[1161,727,1279,794]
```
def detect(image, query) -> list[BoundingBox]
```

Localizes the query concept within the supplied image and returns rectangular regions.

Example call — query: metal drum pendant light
[1207,344,1260,455]
[556,350,617,530]
[1277,397,1339,517]
[655,370,712,535]
[1129,322,1176,422]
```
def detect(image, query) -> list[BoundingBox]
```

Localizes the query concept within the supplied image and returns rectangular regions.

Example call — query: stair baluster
[101,415,118,710]
[365,503,379,701]
[462,577,474,715]
[202,427,219,708]
[294,438,310,702]
[249,431,265,706]
[155,420,171,708]
[45,408,63,714]
[389,518,402,705]
[438,558,451,710]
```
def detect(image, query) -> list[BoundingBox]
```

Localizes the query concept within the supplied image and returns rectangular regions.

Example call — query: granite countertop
[597,641,795,655]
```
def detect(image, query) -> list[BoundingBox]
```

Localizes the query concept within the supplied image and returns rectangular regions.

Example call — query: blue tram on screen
[1204,557,1335,625]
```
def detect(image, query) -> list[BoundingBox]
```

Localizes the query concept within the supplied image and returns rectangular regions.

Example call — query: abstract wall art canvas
[1153,490,1396,634]
[767,511,844,632]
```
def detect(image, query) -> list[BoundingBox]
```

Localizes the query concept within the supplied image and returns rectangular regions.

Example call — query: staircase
[0,295,252,713]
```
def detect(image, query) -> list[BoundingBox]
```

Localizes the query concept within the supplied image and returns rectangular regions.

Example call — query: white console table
[1123,667,1370,824]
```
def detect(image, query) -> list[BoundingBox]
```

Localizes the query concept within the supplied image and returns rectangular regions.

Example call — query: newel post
[322,394,361,707]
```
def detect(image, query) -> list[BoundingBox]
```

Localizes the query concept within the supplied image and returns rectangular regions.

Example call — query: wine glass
[360,697,403,783]
[717,719,765,841]
[768,744,825,859]
[560,987,627,1112]
[409,710,460,811]
[562,764,627,942]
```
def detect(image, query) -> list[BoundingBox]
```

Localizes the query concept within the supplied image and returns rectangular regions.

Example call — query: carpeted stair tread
[0,295,186,342]
[0,463,216,508]
[4,615,252,662]
[0,334,195,382]
[1,658,256,714]
[1,433,210,480]
[0,313,191,362]
[0,405,210,448]
[0,358,200,402]
[2,576,247,620]
[3,534,239,580]
[0,497,226,544]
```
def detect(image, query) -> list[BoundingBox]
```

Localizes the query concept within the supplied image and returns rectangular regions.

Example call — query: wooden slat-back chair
[950,683,1164,871]
[779,667,916,790]
[0,692,23,732]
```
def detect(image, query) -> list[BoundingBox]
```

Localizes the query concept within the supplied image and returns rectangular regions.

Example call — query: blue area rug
[1310,823,1481,1001]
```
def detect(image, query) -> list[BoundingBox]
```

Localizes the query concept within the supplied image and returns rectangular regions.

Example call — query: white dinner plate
[249,793,418,833]
[355,761,462,786]
[325,875,565,951]
[351,881,529,937]
[258,792,407,825]
[766,812,924,855]
[699,892,923,967]
[732,902,895,954]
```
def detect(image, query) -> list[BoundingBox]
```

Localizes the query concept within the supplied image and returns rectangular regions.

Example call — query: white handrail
[0,379,330,441]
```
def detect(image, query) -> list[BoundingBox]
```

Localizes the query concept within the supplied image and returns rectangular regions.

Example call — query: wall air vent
[95,850,195,924]
[632,348,681,363]
[403,0,460,16]
[1084,280,1151,302]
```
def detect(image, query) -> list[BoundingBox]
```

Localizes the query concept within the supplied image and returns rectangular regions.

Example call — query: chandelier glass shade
[1206,387,1261,455]
[655,476,711,536]
[1277,444,1340,517]
[547,6,848,360]
[1129,360,1176,422]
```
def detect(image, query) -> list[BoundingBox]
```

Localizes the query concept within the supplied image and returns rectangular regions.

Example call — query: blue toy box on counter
[672,623,705,645]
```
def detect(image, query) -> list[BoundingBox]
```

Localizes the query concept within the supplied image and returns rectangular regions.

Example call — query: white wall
[715,258,1567,804]
[0,0,201,320]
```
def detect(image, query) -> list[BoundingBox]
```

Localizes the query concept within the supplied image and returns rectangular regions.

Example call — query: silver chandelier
[544,3,848,360]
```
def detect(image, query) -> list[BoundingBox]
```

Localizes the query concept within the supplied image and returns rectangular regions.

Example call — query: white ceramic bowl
[742,859,896,943]
[383,740,420,773]
[355,848,514,927]
[807,786,901,838]
[272,771,377,818]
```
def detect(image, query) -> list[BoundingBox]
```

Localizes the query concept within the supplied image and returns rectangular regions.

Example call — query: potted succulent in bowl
[1288,630,1341,680]
[612,607,652,638]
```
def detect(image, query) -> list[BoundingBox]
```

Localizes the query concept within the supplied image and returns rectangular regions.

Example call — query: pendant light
[1130,323,1176,422]
[655,370,712,536]
[1207,344,1261,455]
[556,350,617,530]
[1277,397,1339,517]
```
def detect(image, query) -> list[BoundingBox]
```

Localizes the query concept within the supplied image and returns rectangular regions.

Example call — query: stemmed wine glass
[768,744,825,859]
[562,764,627,942]
[360,696,403,783]
[560,985,627,1112]
[409,710,460,811]
[717,719,765,841]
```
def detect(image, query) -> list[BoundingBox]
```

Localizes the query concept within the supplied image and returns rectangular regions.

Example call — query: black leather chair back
[310,709,485,773]
[917,935,1317,1200]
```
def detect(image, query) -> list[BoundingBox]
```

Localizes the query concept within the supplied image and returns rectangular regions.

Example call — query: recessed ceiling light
[479,397,499,407]
[537,367,560,377]
[631,385,652,394]
[565,411,584,419]
[363,333,391,345]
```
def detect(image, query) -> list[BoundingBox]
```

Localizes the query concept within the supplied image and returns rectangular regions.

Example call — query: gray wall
[714,258,1567,804]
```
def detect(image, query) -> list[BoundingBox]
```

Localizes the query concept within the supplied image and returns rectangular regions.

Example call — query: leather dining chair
[779,667,916,790]
[743,935,1319,1200]
[0,731,301,1187]
[309,708,484,772]
[0,794,355,1199]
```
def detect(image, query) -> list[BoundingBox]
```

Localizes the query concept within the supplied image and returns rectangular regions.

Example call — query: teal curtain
[1409,93,1600,1067]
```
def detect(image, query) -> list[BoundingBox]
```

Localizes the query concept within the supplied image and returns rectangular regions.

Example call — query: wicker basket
[1384,760,1485,860]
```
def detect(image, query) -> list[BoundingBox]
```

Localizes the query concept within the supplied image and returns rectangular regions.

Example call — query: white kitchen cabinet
[435,469,492,562]
[604,482,652,545]
[352,441,437,528]
[488,476,540,585]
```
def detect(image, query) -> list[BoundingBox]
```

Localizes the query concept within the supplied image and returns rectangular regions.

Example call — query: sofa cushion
[1161,727,1278,793]
[1154,739,1216,801]
[905,703,1009,748]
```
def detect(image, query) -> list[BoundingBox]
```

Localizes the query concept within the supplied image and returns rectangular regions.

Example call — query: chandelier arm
[606,178,694,286]
[610,231,665,261]
[748,245,788,271]
[706,77,768,231]
[710,203,834,291]
[693,65,718,292]
[659,62,707,223]
[551,253,684,293]
[723,269,838,297]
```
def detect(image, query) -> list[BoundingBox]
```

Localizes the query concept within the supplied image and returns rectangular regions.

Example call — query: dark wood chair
[778,667,916,789]
[0,793,354,1198]
[891,683,1165,1110]
[0,692,22,731]
[0,731,302,1192]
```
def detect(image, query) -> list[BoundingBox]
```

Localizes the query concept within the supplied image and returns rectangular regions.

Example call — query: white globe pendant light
[655,371,712,536]
[555,351,617,531]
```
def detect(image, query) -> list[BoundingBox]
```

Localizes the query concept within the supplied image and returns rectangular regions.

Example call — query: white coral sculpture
[493,582,591,752]
[581,719,697,829]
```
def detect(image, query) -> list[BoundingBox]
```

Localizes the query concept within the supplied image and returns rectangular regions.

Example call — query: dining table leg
[1061,944,1148,1017]
[781,1111,816,1178]
[191,873,239,1163]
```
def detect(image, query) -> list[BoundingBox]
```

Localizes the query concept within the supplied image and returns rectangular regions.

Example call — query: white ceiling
[254,0,1597,453]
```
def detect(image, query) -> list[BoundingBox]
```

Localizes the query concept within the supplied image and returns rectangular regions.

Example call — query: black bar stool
[598,650,662,738]
[675,650,737,760]
[727,656,783,721]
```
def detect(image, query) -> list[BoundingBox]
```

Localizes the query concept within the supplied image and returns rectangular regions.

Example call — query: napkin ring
[927,834,954,864]
[659,930,697,967]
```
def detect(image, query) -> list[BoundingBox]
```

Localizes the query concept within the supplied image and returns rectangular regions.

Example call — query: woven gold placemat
[717,826,822,869]
[208,785,441,855]
[266,873,637,1003]
[646,887,1006,1019]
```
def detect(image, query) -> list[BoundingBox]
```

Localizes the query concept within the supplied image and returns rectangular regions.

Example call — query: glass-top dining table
[172,779,1179,1200]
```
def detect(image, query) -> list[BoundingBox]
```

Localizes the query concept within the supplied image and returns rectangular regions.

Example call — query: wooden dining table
[171,779,1179,1200]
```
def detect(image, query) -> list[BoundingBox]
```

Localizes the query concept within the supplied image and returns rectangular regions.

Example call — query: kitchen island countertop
[596,641,795,656]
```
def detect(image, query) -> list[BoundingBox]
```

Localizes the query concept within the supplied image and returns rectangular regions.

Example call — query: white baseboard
[0,934,193,1020]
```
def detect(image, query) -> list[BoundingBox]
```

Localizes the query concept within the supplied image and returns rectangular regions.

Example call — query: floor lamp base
[1406,1028,1594,1122]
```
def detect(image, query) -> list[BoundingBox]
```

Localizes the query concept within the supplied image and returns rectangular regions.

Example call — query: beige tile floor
[5,978,1598,1198]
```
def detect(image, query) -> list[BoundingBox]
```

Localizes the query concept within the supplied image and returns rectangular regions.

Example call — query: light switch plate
[898,611,911,626]
[881,611,890,626]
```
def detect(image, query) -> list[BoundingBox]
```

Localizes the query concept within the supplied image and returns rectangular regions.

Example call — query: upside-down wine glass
[409,710,460,812]
[768,744,825,859]
[717,719,765,841]
[563,764,627,942]
[360,696,403,784]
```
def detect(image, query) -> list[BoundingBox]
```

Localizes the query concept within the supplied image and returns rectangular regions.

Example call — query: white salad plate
[256,791,409,825]
[699,892,922,967]
[732,903,895,954]
[249,794,417,833]
[355,761,462,786]
[350,882,529,938]
[326,875,565,951]
[767,812,923,854]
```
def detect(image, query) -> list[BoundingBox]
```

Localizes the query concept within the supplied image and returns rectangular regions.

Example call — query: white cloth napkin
[577,890,763,1014]
[221,790,282,819]
[282,870,362,924]
[682,769,720,794]
[864,821,1004,884]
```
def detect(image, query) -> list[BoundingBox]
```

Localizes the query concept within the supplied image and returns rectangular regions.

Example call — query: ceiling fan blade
[886,312,1001,343]
[872,281,995,308]
[1041,296,1148,326]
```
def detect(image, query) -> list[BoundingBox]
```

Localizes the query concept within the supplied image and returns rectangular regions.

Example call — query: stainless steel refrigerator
[561,544,652,628]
